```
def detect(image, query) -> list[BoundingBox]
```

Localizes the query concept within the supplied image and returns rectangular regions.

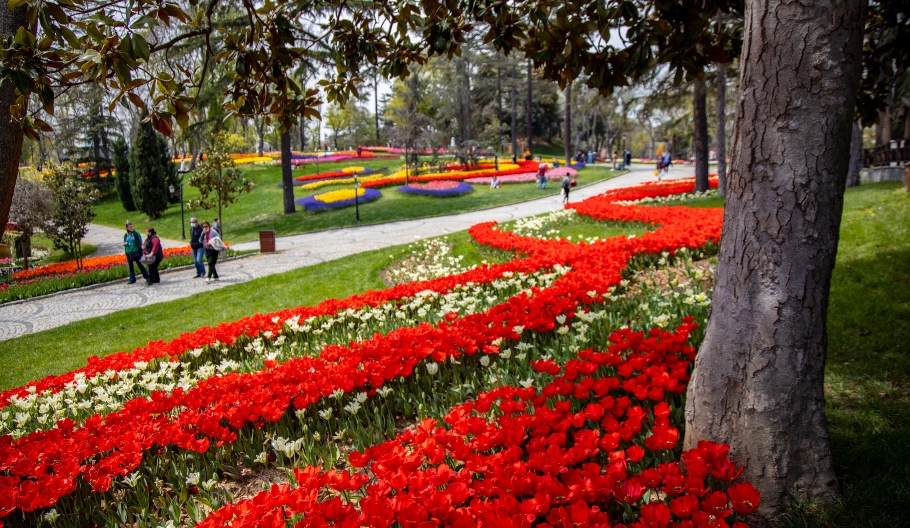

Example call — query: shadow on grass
[791,243,910,527]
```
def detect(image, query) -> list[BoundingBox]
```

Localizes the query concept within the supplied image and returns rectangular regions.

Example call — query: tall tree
[130,120,170,220]
[112,138,135,211]
[526,60,533,156]
[685,0,866,513]
[716,64,728,197]
[0,6,31,243]
[693,79,710,192]
[846,122,863,188]
[564,82,572,165]
[511,64,518,161]
[280,130,295,214]
[187,132,256,236]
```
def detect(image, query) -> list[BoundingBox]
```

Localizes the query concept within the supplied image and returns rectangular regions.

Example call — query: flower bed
[0,178,762,528]
[295,188,382,211]
[397,181,473,196]
[11,246,193,281]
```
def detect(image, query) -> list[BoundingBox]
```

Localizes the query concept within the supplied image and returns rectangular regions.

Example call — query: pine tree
[130,120,169,219]
[157,133,180,204]
[112,138,135,211]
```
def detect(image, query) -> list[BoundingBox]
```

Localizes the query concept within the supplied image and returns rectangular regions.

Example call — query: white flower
[426,362,439,375]
[355,392,368,403]
[43,509,60,523]
[555,314,567,324]
[479,356,491,367]
[500,348,512,359]
[123,472,142,488]
[186,472,201,486]
[556,326,569,335]
[512,325,524,335]
[318,408,333,420]
[254,451,269,464]
[331,389,345,399]
[376,386,393,398]
[202,477,219,491]
[344,401,362,414]
[519,379,535,389]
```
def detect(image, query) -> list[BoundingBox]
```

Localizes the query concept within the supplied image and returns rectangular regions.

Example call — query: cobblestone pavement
[0,166,682,341]
[83,223,185,257]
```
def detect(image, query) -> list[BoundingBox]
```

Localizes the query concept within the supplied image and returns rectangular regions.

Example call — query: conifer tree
[130,120,169,219]
[112,138,135,211]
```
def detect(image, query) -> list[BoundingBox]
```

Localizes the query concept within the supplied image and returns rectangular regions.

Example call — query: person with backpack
[143,227,164,285]
[202,221,223,283]
[561,174,571,204]
[189,217,205,278]
[123,221,148,284]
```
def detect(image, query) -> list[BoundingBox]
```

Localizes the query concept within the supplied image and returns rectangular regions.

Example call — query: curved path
[0,166,683,341]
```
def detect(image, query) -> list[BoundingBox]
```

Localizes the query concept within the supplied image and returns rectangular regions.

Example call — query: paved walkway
[0,166,683,341]
[83,223,184,257]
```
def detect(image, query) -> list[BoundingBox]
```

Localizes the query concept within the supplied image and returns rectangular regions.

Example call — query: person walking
[189,217,205,278]
[624,149,632,168]
[212,217,221,235]
[123,221,148,284]
[561,174,571,204]
[202,221,222,283]
[143,227,163,285]
[664,153,672,172]
[537,162,548,189]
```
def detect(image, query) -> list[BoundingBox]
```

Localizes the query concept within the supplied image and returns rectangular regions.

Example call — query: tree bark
[693,79,710,192]
[526,60,533,156]
[374,75,380,145]
[564,82,572,166]
[511,64,518,161]
[0,6,30,242]
[685,0,865,516]
[280,131,296,214]
[497,62,504,155]
[716,63,728,197]
[846,121,862,188]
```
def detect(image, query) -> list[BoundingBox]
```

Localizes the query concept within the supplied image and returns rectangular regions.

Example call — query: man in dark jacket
[189,217,205,278]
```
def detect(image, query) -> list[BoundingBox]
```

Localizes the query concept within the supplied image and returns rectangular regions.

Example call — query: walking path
[83,223,184,257]
[0,166,682,341]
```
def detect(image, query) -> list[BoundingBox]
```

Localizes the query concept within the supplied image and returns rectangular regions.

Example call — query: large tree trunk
[875,106,891,147]
[564,82,571,166]
[526,60,533,156]
[0,6,30,242]
[846,121,862,188]
[280,131,296,214]
[374,75,380,145]
[497,63,504,155]
[684,0,865,516]
[716,63,728,197]
[511,64,518,161]
[455,57,472,145]
[693,79,710,192]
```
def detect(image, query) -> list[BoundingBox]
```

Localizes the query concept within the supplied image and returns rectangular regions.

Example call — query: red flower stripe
[198,324,760,528]
[11,247,193,281]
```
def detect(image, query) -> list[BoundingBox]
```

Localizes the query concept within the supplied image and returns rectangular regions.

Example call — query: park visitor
[561,174,571,204]
[123,221,148,284]
[537,163,548,189]
[189,217,205,278]
[664,153,672,171]
[624,149,632,168]
[143,227,163,285]
[203,221,222,283]
[490,175,500,189]
[212,217,221,234]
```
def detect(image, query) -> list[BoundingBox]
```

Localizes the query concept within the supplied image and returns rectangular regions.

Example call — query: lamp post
[353,174,360,224]
[169,178,186,240]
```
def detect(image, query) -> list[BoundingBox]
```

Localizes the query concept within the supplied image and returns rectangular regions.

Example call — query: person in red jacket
[143,227,164,285]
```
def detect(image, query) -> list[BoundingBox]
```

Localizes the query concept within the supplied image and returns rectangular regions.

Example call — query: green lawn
[25,233,98,264]
[791,182,910,527]
[92,159,623,244]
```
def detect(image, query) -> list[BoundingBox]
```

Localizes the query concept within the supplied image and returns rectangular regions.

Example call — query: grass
[91,159,623,244]
[786,182,910,528]
[25,233,98,265]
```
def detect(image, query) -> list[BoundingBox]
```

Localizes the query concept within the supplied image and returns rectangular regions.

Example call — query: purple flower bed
[396,182,474,197]
[295,188,383,211]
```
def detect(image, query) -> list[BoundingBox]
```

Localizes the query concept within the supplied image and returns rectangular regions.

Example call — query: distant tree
[43,163,100,269]
[112,138,135,211]
[130,120,170,219]
[8,177,55,269]
[187,132,255,237]
[156,133,180,204]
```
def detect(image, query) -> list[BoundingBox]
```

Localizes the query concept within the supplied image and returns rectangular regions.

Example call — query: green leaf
[7,0,28,10]
[133,34,150,61]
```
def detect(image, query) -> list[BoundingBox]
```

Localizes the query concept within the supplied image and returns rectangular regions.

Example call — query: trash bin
[259,230,276,253]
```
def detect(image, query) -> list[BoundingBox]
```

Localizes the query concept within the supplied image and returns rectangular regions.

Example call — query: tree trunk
[564,82,572,166]
[280,131,296,214]
[257,117,265,157]
[716,63,728,197]
[374,75,380,145]
[497,62,504,155]
[685,0,865,516]
[875,107,891,147]
[526,60,533,156]
[299,115,306,152]
[693,79,710,192]
[0,6,30,242]
[511,64,518,161]
[846,121,863,188]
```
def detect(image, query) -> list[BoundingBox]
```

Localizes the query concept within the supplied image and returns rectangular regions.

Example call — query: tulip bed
[0,177,762,528]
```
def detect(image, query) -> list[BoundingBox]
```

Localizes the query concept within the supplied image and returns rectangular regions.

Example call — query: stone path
[0,166,684,341]
[83,223,184,258]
